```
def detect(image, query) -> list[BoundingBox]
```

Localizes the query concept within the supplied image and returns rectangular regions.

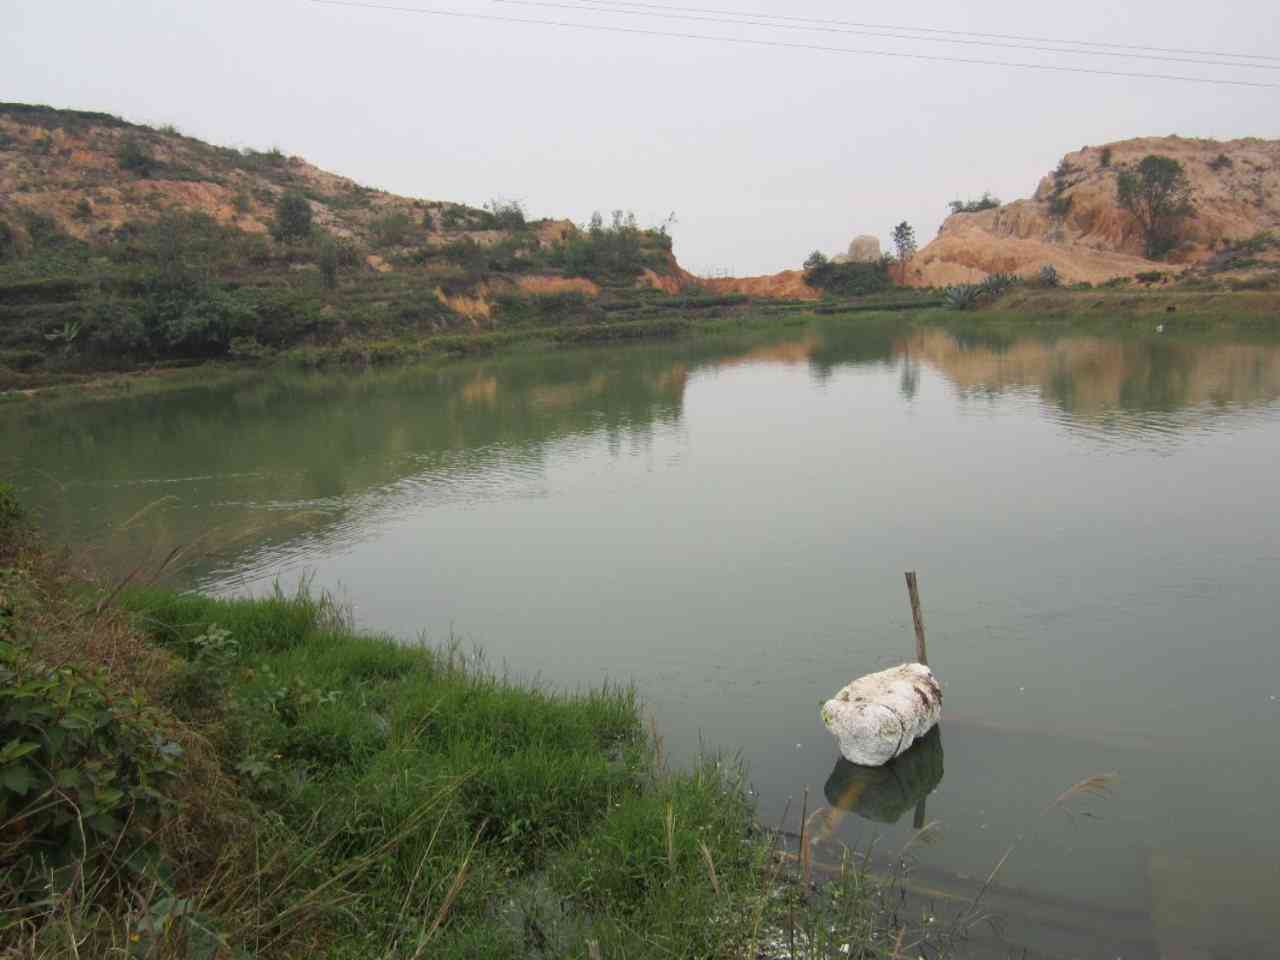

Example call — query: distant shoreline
[4,288,1277,404]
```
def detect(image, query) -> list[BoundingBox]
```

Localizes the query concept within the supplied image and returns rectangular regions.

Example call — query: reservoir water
[6,316,1280,956]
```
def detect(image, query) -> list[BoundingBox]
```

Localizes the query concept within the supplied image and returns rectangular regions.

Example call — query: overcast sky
[5,0,1277,274]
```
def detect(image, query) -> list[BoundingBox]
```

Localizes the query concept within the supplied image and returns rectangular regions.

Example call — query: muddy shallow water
[7,317,1280,956]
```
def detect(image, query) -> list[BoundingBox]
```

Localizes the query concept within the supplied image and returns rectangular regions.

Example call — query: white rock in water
[820,663,942,767]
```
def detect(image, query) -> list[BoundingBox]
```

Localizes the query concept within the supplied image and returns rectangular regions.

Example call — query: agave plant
[43,320,81,347]
[980,272,1018,297]
[943,284,983,310]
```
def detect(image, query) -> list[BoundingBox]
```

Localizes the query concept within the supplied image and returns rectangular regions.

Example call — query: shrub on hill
[802,251,894,296]
[271,190,313,243]
[1116,155,1195,260]
[947,192,1001,215]
[370,210,413,248]
[483,198,527,231]
[116,137,154,176]
[548,211,670,281]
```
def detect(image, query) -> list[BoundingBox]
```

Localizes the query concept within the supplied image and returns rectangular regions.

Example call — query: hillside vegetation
[911,135,1280,287]
[0,102,737,386]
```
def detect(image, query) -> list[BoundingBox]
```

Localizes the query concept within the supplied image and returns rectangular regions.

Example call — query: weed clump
[116,137,154,176]
[0,641,185,905]
[271,190,312,243]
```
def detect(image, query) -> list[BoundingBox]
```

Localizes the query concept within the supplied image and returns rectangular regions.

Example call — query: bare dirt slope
[910,136,1280,287]
[0,103,581,258]
[696,269,819,300]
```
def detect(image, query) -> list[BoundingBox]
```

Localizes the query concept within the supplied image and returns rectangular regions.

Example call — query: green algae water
[6,317,1280,956]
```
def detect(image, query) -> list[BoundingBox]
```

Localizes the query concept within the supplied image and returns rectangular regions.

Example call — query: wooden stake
[913,797,927,830]
[906,573,932,828]
[904,571,929,665]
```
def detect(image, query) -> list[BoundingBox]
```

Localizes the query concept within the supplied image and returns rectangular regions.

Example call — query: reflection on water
[899,328,1280,435]
[823,726,944,826]
[6,318,1280,955]
[716,334,820,369]
[12,322,1280,582]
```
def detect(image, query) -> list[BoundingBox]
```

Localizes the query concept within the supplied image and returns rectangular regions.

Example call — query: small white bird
[1155,323,1165,333]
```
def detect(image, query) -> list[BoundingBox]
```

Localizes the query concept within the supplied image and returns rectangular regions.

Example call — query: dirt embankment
[909,136,1280,287]
[696,269,819,300]
[633,262,819,300]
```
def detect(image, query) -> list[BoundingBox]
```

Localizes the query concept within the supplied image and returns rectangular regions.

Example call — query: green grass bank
[0,495,932,959]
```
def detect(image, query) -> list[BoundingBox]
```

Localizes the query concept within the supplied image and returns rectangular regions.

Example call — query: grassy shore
[0,305,827,405]
[11,285,1277,409]
[0,494,934,959]
[984,287,1280,330]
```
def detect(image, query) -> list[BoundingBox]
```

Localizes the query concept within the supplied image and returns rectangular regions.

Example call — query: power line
[497,0,1280,71]
[307,0,1280,88]
[561,0,1280,64]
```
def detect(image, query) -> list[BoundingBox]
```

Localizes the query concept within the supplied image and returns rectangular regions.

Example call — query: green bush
[233,146,287,173]
[1208,153,1233,172]
[159,286,257,353]
[370,210,412,248]
[242,288,326,347]
[1116,154,1195,259]
[803,255,893,296]
[947,192,1000,215]
[164,625,239,713]
[548,211,667,281]
[478,234,542,273]
[438,205,468,230]
[1100,147,1113,167]
[116,137,154,176]
[84,297,148,355]
[484,198,526,231]
[0,642,183,904]
[1038,264,1061,288]
[108,212,264,287]
[271,190,313,243]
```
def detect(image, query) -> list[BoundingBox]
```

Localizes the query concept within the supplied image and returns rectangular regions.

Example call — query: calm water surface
[6,318,1280,956]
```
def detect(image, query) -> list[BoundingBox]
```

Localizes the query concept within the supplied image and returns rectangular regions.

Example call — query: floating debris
[820,662,942,766]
